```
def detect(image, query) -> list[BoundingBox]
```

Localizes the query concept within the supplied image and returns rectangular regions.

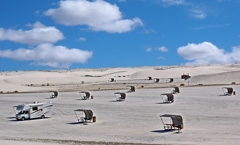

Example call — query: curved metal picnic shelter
[161,93,174,103]
[74,109,93,123]
[160,114,183,133]
[172,87,180,94]
[222,87,233,95]
[127,86,135,92]
[114,92,126,101]
[49,91,58,98]
[79,91,91,100]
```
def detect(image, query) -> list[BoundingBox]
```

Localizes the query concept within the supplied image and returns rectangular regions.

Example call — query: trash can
[93,116,96,122]
[91,95,93,99]
[233,91,236,95]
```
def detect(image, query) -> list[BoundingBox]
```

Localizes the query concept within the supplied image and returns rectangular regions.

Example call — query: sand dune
[1,64,240,93]
[188,71,240,85]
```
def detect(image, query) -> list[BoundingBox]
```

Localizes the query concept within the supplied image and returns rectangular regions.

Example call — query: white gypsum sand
[0,64,240,144]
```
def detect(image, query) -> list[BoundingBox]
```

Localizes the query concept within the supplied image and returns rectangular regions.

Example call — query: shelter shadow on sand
[76,99,90,101]
[110,100,121,102]
[67,122,83,125]
[156,102,172,105]
[151,129,174,133]
[45,98,56,99]
[218,94,231,96]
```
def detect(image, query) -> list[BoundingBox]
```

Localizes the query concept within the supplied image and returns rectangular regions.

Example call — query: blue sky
[0,0,240,71]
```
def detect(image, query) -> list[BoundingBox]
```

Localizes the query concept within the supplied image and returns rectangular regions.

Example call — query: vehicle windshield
[19,111,25,114]
[18,110,28,114]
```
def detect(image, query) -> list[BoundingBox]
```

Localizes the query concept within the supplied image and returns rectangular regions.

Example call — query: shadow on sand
[109,100,123,102]
[8,117,50,122]
[7,117,19,122]
[151,130,173,133]
[45,97,57,99]
[152,129,181,134]
[76,99,90,101]
[218,94,232,96]
[7,117,15,119]
[66,122,82,125]
[156,102,171,105]
[67,122,90,126]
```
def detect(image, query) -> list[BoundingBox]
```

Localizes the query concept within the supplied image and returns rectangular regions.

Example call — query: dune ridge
[1,64,240,93]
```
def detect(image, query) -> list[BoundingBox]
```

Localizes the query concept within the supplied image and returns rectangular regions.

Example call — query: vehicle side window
[25,111,29,114]
[32,107,38,111]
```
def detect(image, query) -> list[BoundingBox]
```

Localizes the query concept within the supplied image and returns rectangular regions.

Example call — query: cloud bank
[177,42,240,65]
[0,22,64,45]
[0,43,93,68]
[44,0,143,33]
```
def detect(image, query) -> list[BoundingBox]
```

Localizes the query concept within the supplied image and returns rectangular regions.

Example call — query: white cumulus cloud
[177,42,240,65]
[0,22,64,45]
[44,0,143,33]
[0,43,93,68]
[157,46,168,52]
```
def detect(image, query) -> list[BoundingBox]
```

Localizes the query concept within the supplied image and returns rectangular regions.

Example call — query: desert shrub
[42,84,45,86]
[47,83,50,86]
[180,84,185,86]
[141,85,144,88]
[198,84,203,86]
[0,91,3,93]
[13,90,18,93]
[232,82,236,85]
[123,83,126,85]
